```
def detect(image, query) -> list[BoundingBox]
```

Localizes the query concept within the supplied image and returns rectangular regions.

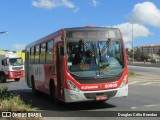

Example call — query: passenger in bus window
[85,50,92,64]
[72,47,82,64]
[72,40,85,65]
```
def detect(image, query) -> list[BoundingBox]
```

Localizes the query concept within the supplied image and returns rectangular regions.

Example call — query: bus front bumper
[7,70,25,79]
[64,84,128,103]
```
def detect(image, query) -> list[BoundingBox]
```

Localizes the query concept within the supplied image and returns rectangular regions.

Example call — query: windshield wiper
[97,43,102,75]
[97,39,111,75]
[98,46,102,63]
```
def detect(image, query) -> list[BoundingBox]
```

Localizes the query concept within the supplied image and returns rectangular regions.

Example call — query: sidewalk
[128,61,160,68]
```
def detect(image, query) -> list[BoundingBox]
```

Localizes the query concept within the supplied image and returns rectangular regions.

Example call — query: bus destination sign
[66,30,120,39]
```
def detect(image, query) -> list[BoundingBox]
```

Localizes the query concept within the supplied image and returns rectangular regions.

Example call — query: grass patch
[0,84,36,111]
[128,72,136,77]
[128,72,142,77]
[0,84,42,120]
[0,84,8,98]
[0,94,36,111]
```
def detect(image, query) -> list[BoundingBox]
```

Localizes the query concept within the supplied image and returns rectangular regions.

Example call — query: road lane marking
[144,104,157,107]
[131,104,159,110]
[141,82,152,85]
[131,107,137,109]
[129,81,160,86]
[130,78,160,81]
[129,81,139,85]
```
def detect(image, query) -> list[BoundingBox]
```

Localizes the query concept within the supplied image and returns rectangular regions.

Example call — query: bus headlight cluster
[119,75,127,88]
[67,80,80,92]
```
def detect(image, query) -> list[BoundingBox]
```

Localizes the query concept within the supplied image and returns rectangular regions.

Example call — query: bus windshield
[66,39,124,77]
[8,58,23,66]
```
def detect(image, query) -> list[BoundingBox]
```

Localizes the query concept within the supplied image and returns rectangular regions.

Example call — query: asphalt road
[128,65,160,76]
[1,66,160,120]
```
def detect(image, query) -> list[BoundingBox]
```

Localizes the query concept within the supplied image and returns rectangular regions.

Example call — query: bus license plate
[96,96,107,100]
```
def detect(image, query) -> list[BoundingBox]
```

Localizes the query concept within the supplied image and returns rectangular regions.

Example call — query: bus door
[56,43,64,99]
[25,51,31,87]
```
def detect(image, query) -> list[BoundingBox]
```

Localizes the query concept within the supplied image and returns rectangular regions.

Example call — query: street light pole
[132,23,134,63]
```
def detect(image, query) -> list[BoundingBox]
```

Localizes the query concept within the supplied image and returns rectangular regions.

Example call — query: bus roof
[25,27,120,49]
[25,29,63,49]
[64,27,119,31]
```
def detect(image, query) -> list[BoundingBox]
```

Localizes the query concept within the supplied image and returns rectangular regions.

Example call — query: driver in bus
[72,39,85,65]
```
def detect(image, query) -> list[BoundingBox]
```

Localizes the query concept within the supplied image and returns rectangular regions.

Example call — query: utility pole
[132,23,134,63]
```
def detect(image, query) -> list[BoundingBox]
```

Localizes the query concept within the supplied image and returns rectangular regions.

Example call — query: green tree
[126,49,133,59]
[134,49,141,61]
[21,50,25,53]
[158,48,160,56]
[141,53,152,61]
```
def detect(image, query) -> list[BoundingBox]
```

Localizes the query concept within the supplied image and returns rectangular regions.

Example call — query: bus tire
[97,100,107,104]
[14,78,20,82]
[31,77,39,95]
[50,80,55,100]
[49,80,60,104]
[0,73,6,83]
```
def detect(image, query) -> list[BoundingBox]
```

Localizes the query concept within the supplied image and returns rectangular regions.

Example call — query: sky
[0,0,160,51]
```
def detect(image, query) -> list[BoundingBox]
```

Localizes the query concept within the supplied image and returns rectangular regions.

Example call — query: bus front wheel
[49,80,61,105]
[0,73,6,83]
[50,80,56,100]
[31,78,39,95]
[14,78,20,82]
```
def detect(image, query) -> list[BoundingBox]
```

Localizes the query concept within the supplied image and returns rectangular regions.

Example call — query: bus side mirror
[60,46,64,56]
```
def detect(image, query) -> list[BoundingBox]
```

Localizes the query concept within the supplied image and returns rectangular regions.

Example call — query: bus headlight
[67,80,80,92]
[119,75,127,88]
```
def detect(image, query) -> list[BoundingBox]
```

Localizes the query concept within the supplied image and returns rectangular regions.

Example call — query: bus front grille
[75,77,120,84]
[70,72,122,84]
[84,90,117,99]
[13,71,22,76]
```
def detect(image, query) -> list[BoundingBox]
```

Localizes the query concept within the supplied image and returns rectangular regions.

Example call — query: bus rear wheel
[14,78,20,82]
[0,73,6,83]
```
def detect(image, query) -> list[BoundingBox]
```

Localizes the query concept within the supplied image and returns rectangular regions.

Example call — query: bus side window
[40,43,46,63]
[30,47,35,63]
[35,45,40,63]
[46,40,54,63]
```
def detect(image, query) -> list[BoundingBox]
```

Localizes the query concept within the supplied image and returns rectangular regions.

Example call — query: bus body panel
[65,69,128,91]
[64,66,128,102]
[64,84,128,103]
[25,30,64,97]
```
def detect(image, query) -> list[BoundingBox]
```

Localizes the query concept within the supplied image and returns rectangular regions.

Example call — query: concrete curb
[128,63,160,68]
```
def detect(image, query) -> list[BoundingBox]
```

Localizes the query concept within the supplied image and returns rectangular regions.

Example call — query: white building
[135,44,160,55]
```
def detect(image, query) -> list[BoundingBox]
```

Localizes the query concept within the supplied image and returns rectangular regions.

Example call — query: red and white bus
[25,27,128,103]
